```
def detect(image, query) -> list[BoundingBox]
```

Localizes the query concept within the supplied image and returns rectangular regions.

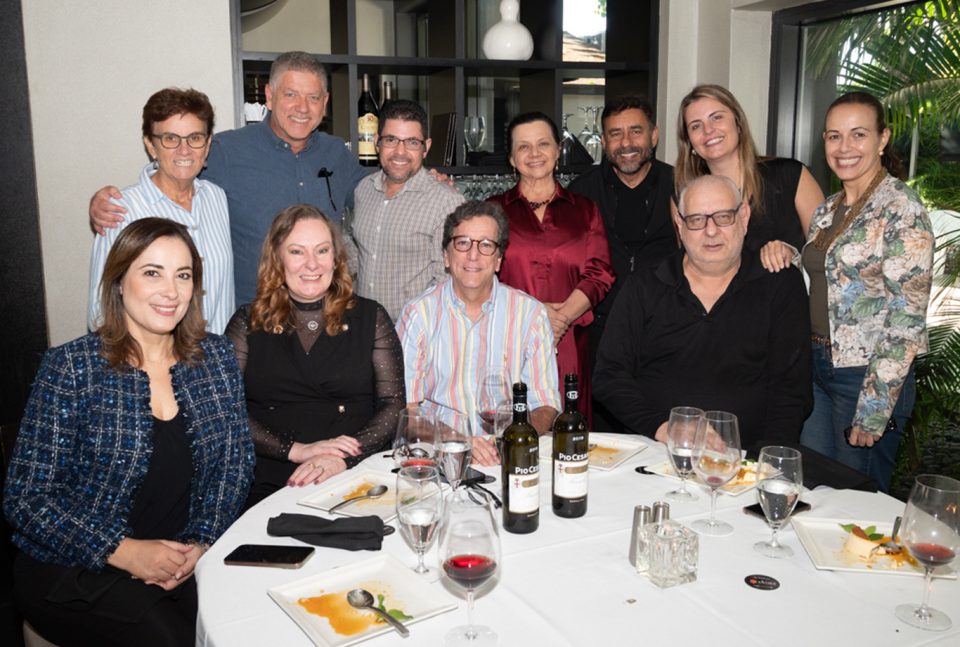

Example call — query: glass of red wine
[392,407,437,470]
[690,411,741,537]
[440,489,501,646]
[476,368,511,459]
[894,474,960,631]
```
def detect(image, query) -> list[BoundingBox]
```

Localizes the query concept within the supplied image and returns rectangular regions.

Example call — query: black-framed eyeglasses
[450,236,500,256]
[680,203,741,230]
[151,132,209,149]
[378,135,426,150]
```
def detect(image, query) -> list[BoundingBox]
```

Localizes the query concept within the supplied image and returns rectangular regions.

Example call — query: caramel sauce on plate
[298,592,376,636]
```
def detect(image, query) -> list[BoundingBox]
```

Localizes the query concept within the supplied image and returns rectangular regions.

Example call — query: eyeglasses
[680,203,741,230]
[378,135,426,150]
[450,236,500,256]
[151,132,209,149]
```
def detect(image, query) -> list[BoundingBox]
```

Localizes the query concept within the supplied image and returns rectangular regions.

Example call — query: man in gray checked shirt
[344,99,465,321]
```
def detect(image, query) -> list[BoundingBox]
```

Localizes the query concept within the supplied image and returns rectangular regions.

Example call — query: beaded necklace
[813,167,887,251]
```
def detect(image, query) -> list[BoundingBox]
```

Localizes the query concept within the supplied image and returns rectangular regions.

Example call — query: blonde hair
[249,204,355,335]
[675,84,765,219]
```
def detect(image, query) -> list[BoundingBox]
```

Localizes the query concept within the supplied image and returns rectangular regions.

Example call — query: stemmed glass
[894,474,960,631]
[392,407,437,469]
[690,411,742,537]
[476,368,511,456]
[464,116,487,153]
[440,490,501,646]
[436,408,472,489]
[665,406,703,502]
[396,464,445,580]
[753,446,803,557]
[586,106,602,162]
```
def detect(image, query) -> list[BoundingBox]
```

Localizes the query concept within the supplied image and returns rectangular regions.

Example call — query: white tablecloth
[195,443,960,646]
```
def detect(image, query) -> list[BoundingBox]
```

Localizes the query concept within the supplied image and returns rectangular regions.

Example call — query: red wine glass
[690,411,741,537]
[440,489,501,646]
[392,407,437,469]
[894,474,960,631]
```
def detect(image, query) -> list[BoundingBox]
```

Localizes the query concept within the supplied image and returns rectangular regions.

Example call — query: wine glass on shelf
[440,489,501,646]
[577,107,594,148]
[690,410,742,537]
[392,407,437,469]
[435,408,472,490]
[464,116,487,153]
[476,368,511,450]
[894,474,960,631]
[396,464,445,580]
[753,446,803,558]
[586,106,602,162]
[665,406,703,502]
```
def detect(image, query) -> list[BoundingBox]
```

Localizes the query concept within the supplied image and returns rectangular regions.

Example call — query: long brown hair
[97,217,206,369]
[675,84,764,218]
[249,204,355,335]
[825,91,904,179]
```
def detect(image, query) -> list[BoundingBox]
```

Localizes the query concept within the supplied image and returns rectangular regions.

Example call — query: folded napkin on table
[267,513,387,551]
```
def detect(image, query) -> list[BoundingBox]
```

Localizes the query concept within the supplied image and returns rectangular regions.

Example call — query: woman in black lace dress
[226,204,405,506]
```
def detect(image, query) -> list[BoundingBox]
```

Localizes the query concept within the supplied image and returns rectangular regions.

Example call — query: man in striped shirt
[397,201,560,465]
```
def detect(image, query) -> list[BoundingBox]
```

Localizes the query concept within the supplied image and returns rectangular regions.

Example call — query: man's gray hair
[269,51,328,91]
[677,174,742,216]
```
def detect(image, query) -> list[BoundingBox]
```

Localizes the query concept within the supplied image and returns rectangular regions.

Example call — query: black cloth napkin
[267,513,387,551]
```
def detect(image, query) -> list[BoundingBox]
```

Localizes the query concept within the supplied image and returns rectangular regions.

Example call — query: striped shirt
[88,163,235,333]
[396,277,561,427]
[345,167,465,321]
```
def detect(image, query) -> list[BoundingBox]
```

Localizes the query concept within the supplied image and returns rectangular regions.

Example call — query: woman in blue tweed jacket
[4,218,254,646]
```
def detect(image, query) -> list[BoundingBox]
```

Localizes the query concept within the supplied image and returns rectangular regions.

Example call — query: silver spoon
[877,515,903,555]
[346,588,410,637]
[328,484,388,513]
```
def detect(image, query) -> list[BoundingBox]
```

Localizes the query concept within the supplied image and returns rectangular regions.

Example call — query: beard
[606,145,653,176]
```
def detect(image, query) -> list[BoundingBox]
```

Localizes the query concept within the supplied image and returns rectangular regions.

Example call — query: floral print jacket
[806,173,933,436]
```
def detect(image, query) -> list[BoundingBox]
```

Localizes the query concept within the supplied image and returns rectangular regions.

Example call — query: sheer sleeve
[224,306,295,461]
[347,304,406,467]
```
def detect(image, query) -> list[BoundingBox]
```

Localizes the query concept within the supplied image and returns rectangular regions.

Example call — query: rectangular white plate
[644,460,758,496]
[539,432,647,471]
[298,470,399,522]
[268,553,458,646]
[792,517,957,578]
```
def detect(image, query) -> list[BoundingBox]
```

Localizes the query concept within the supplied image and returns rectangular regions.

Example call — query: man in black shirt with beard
[568,96,677,432]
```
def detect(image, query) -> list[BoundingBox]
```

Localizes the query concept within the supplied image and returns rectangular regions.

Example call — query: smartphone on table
[223,544,315,568]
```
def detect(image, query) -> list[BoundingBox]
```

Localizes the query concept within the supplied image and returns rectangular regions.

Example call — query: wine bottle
[501,382,539,534]
[357,73,379,167]
[552,373,588,518]
[382,80,394,103]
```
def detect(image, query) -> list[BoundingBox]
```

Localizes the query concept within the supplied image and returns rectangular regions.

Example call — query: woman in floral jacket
[799,91,934,490]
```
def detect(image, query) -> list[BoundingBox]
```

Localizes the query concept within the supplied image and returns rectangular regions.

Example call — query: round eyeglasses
[680,203,741,230]
[151,132,210,149]
[451,236,500,256]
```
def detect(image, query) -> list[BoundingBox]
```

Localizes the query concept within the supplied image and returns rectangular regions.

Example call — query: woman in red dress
[487,112,614,424]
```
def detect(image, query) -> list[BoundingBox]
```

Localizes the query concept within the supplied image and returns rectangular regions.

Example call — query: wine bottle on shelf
[382,80,394,104]
[357,73,379,167]
[552,373,588,518]
[501,382,540,534]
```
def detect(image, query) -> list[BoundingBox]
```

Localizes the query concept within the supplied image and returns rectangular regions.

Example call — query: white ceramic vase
[482,0,534,61]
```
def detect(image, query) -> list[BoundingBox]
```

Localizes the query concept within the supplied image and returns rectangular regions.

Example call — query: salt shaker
[653,501,670,523]
[628,505,652,571]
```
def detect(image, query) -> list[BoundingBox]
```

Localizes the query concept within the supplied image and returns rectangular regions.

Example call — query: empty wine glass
[753,446,803,558]
[894,474,960,631]
[691,411,741,537]
[396,464,444,580]
[440,489,501,646]
[392,407,437,469]
[586,106,602,162]
[464,116,487,153]
[435,408,472,489]
[665,406,703,502]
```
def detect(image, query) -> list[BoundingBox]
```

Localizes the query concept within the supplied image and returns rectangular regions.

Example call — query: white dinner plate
[792,517,957,578]
[268,553,458,646]
[644,460,758,496]
[297,470,399,522]
[538,432,647,471]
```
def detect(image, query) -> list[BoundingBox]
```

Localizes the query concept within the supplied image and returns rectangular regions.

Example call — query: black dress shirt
[593,249,812,452]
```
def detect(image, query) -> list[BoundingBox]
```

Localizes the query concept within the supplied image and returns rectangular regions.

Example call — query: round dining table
[195,440,960,646]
